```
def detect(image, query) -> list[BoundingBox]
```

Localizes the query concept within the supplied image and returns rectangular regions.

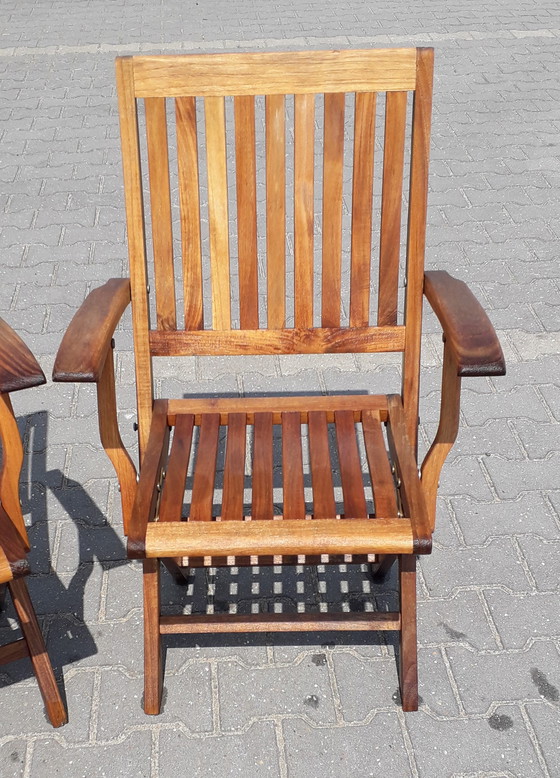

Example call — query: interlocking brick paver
[2,1,560,776]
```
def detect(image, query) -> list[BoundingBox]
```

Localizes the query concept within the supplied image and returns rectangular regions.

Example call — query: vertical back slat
[234,96,259,329]
[294,93,315,328]
[349,91,376,328]
[378,91,407,327]
[265,94,286,329]
[222,413,247,520]
[362,410,398,516]
[176,96,204,330]
[189,414,220,521]
[204,96,231,330]
[115,57,154,457]
[308,410,336,519]
[252,412,274,520]
[402,48,434,448]
[321,93,345,327]
[145,97,176,330]
[334,410,368,518]
[281,412,306,520]
[159,414,194,523]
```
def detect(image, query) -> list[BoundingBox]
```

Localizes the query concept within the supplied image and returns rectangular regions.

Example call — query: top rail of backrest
[128,48,418,97]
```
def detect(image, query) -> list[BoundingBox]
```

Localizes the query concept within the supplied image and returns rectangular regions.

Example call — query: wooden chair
[53,47,505,713]
[0,319,67,727]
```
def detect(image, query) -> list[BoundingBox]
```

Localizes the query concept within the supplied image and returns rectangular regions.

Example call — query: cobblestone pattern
[1,2,560,777]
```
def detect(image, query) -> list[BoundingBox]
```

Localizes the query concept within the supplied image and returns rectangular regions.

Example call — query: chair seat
[140,394,430,563]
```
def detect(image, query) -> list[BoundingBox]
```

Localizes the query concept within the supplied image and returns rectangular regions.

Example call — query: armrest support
[53,278,131,383]
[0,318,45,393]
[424,270,505,377]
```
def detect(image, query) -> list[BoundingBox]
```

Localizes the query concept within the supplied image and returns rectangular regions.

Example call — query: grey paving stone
[56,523,125,573]
[95,665,213,739]
[485,590,560,649]
[31,731,152,778]
[436,457,495,501]
[159,721,281,777]
[218,657,337,729]
[283,714,411,778]
[514,419,560,459]
[485,453,560,500]
[407,705,545,778]
[525,702,560,776]
[420,538,531,596]
[418,589,499,650]
[516,537,560,592]
[450,493,560,544]
[460,384,551,426]
[0,740,26,778]
[446,641,560,714]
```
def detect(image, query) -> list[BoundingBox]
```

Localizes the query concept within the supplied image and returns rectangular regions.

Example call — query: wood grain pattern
[127,401,170,555]
[386,395,431,553]
[265,94,286,328]
[145,97,176,330]
[205,96,231,330]
[251,412,274,520]
[97,349,138,535]
[401,48,434,449]
[378,90,407,327]
[0,393,28,545]
[294,93,315,328]
[145,517,414,558]
[142,557,162,714]
[176,96,204,330]
[160,611,401,633]
[424,270,506,377]
[132,49,418,97]
[399,554,418,711]
[0,636,28,663]
[334,410,367,518]
[189,412,220,521]
[350,92,376,328]
[53,278,131,383]
[9,578,68,726]
[321,93,345,327]
[115,57,154,455]
[167,394,388,426]
[0,505,29,576]
[281,412,306,520]
[150,325,405,356]
[0,318,46,393]
[222,413,247,521]
[159,413,194,523]
[362,410,398,517]
[308,411,336,519]
[235,95,259,329]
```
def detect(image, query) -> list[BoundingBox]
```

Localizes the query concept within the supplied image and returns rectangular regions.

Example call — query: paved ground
[1,1,560,776]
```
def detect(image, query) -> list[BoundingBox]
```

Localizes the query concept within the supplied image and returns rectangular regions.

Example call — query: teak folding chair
[0,319,67,727]
[53,47,505,713]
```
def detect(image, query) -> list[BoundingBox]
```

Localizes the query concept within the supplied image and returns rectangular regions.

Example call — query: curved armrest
[424,270,506,377]
[0,318,45,393]
[53,278,131,383]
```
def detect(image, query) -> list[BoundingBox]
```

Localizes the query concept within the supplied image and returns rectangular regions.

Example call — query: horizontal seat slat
[145,517,414,558]
[160,611,401,634]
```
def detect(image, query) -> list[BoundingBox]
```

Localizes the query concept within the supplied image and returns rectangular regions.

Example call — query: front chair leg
[143,558,163,714]
[399,554,419,711]
[9,578,68,727]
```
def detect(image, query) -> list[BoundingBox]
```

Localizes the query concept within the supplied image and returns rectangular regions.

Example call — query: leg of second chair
[398,554,419,712]
[143,558,163,714]
[9,578,68,727]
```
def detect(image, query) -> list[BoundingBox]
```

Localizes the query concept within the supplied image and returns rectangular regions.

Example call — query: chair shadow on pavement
[0,411,128,698]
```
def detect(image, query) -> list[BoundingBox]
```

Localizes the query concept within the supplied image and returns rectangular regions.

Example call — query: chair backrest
[115,48,434,454]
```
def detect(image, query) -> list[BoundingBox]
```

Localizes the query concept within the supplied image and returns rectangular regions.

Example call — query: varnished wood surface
[145,518,414,558]
[53,278,131,382]
[0,393,29,543]
[149,326,405,356]
[131,49,418,97]
[160,611,401,634]
[0,318,46,393]
[424,270,506,376]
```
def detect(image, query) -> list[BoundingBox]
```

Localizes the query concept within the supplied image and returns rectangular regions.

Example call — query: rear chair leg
[9,578,68,727]
[399,554,419,712]
[143,558,163,714]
